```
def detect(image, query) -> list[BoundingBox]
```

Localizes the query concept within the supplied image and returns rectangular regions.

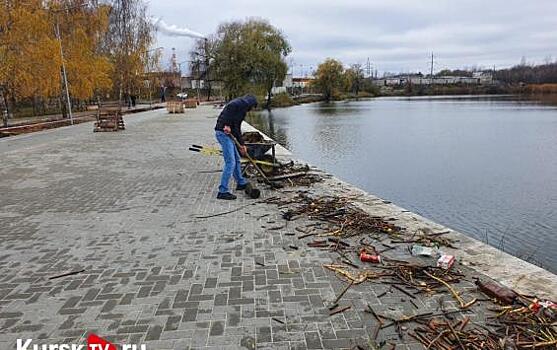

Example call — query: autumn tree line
[0,0,155,126]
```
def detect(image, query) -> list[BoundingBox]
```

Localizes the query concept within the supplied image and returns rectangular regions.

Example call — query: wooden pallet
[94,101,125,132]
[184,98,198,109]
[167,101,185,114]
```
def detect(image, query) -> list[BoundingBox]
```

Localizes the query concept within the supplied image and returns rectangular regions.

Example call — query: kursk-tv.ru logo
[17,333,146,350]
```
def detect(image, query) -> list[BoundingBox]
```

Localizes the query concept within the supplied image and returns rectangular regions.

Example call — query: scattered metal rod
[195,202,260,219]
[424,271,477,309]
[380,311,434,330]
[341,259,359,269]
[391,284,416,299]
[328,237,351,247]
[329,305,351,316]
[366,304,384,326]
[48,269,85,280]
[331,281,354,306]
[196,169,221,173]
[372,324,381,340]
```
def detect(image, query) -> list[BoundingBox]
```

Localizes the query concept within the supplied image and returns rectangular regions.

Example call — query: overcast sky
[149,0,557,76]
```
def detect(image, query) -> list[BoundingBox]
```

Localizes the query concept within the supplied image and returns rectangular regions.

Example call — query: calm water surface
[247,95,557,273]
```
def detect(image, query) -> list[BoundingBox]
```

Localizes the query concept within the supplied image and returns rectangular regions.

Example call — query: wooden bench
[94,101,125,132]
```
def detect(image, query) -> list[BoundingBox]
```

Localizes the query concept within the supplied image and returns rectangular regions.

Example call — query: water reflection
[247,95,557,273]
[248,110,289,146]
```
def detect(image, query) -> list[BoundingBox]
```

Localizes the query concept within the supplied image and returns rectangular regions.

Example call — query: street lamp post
[48,3,92,125]
[194,54,201,102]
[55,19,73,125]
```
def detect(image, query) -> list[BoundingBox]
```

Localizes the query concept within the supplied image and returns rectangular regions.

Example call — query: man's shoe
[217,192,237,200]
[236,182,250,191]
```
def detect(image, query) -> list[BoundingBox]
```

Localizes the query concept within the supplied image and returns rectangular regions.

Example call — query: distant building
[292,77,314,89]
[373,73,490,86]
[472,71,494,84]
[282,73,293,88]
[373,74,425,86]
[181,76,205,90]
[271,73,292,94]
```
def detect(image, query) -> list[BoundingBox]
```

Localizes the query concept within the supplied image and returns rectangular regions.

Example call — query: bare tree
[103,0,154,103]
[190,36,219,100]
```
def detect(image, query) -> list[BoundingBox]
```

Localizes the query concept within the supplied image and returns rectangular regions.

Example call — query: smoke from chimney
[152,18,205,39]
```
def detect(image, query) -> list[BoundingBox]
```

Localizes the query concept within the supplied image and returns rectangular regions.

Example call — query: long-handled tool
[228,134,279,188]
[189,145,222,155]
[189,144,279,168]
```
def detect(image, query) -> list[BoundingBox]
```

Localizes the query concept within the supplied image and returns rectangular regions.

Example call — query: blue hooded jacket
[215,95,258,145]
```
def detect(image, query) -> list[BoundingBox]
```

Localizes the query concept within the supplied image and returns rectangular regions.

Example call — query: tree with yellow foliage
[48,1,113,101]
[313,58,346,102]
[0,1,61,125]
[0,1,116,124]
[0,0,155,124]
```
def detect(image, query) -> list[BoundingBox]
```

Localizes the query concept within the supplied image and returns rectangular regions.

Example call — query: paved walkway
[0,106,554,350]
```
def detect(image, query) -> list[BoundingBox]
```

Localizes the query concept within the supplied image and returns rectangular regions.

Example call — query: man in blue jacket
[214,95,258,200]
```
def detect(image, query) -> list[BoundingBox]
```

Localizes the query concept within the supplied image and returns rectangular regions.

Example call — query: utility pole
[55,16,73,125]
[430,52,434,85]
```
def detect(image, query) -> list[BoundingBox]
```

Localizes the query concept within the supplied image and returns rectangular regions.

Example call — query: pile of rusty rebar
[410,306,557,350]
[411,316,501,349]
[487,302,557,349]
[271,193,403,237]
[391,227,457,249]
[264,191,557,349]
[265,163,323,187]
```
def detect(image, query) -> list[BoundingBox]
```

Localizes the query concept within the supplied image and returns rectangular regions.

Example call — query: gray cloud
[148,0,557,74]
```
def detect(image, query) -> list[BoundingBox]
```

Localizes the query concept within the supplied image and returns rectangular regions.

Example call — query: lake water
[247,95,557,273]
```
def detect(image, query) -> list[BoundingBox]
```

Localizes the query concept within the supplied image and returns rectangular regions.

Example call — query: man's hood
[241,95,258,109]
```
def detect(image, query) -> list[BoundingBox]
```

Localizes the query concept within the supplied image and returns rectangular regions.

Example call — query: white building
[373,74,485,86]
[472,71,494,84]
[271,73,293,94]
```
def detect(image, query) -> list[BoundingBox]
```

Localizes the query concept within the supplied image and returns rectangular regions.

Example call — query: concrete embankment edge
[243,122,557,301]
